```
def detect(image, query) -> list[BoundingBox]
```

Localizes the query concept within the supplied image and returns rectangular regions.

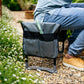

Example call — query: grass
[0,6,42,84]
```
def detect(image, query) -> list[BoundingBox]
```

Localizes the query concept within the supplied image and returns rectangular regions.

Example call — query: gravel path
[11,11,34,34]
[12,11,84,84]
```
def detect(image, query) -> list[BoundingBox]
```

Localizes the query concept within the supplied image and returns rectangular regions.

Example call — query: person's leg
[70,3,84,8]
[68,29,83,45]
[43,6,84,71]
[43,7,84,30]
[43,6,84,49]
[63,30,84,71]
[68,3,84,45]
[68,30,84,56]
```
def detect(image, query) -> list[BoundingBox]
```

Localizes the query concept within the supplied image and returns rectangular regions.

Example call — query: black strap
[24,31,58,41]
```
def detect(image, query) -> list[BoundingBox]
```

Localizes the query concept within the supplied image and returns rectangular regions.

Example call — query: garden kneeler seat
[21,22,61,73]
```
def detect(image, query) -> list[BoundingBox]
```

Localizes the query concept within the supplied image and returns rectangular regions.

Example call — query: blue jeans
[43,3,84,56]
[68,3,84,45]
[68,30,84,56]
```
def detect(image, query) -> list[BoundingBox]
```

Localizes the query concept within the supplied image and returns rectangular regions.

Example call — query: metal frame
[24,29,66,73]
[25,55,57,73]
[24,41,65,73]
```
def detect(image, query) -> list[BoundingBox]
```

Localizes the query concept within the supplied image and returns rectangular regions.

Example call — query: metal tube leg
[53,58,57,73]
[25,55,28,69]
[62,41,64,53]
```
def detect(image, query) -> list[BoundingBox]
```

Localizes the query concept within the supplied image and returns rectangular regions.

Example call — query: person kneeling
[63,30,84,71]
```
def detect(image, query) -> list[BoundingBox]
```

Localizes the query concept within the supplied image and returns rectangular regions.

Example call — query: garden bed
[0,6,42,84]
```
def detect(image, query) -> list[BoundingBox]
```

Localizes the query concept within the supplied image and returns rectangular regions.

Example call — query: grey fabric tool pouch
[21,22,60,58]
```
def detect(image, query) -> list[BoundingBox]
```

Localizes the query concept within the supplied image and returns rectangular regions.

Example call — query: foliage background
[73,0,84,3]
[2,0,21,11]
[2,0,38,11]
[2,0,84,11]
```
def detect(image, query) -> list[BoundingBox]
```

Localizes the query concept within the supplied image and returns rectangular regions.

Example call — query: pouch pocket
[40,40,54,58]
[24,39,39,56]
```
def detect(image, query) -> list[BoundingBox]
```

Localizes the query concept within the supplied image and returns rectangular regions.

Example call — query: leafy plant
[31,0,38,4]
[0,6,42,84]
[17,20,23,23]
[2,0,21,11]
[72,0,84,3]
[17,0,37,10]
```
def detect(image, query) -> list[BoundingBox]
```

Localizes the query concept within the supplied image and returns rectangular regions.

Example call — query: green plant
[17,0,38,10]
[72,0,84,3]
[31,0,38,4]
[0,58,41,84]
[2,0,21,11]
[67,30,72,38]
[17,20,23,23]
[0,6,42,84]
[2,5,13,21]
[17,0,32,10]
[0,19,41,83]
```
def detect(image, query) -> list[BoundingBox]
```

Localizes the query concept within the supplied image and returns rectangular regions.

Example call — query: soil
[11,11,84,84]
